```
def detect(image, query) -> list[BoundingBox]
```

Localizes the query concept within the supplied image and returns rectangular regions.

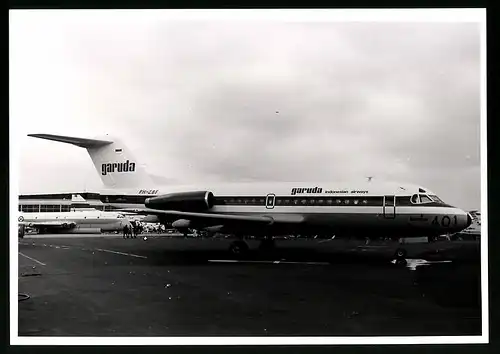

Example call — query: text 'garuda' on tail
[101,160,136,175]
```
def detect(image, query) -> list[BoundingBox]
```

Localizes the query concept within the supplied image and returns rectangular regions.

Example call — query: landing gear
[395,258,407,266]
[228,240,249,257]
[227,236,277,258]
[395,248,407,258]
[394,247,407,266]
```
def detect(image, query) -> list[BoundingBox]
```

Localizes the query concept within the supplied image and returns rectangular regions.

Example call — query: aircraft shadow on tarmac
[412,261,481,310]
[136,247,481,317]
[136,239,481,312]
[140,241,480,267]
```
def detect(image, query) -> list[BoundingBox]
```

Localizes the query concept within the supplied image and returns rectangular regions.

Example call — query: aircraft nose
[466,213,473,228]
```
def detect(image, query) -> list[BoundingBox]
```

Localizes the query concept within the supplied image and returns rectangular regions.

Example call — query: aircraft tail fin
[28,133,153,189]
[70,194,95,211]
[71,194,88,203]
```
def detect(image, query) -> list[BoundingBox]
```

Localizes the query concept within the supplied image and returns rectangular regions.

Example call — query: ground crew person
[123,224,129,239]
[131,221,137,238]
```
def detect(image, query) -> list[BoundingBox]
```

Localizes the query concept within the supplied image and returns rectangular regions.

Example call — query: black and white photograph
[10,9,487,345]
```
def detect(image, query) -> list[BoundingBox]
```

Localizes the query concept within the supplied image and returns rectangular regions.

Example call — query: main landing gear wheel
[395,258,407,266]
[228,240,249,258]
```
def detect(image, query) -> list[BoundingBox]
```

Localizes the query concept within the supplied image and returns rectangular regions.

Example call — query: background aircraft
[18,193,131,236]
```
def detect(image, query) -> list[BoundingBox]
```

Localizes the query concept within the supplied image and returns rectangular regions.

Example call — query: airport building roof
[19,199,105,205]
[19,192,102,200]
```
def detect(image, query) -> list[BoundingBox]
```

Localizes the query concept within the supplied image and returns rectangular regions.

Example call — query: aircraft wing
[115,208,305,226]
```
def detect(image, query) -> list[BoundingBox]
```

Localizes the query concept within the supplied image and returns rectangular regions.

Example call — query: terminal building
[18,192,118,213]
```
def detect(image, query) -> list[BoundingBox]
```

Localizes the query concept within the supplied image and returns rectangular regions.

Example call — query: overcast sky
[10,10,483,210]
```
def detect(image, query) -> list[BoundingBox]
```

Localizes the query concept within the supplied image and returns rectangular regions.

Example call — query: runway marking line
[18,252,46,266]
[208,259,330,265]
[95,248,148,259]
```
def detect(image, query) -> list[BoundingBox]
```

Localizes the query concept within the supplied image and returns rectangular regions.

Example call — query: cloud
[10,13,482,209]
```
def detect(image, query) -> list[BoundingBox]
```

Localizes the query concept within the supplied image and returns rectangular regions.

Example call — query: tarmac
[17,234,482,337]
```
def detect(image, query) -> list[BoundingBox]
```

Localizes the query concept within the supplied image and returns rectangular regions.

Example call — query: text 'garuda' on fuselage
[291,187,323,195]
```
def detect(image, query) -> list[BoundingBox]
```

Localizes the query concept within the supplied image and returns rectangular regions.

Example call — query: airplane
[452,210,481,240]
[70,193,156,223]
[18,207,131,236]
[27,133,473,259]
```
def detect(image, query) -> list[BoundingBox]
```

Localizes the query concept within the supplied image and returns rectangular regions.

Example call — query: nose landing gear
[394,248,407,266]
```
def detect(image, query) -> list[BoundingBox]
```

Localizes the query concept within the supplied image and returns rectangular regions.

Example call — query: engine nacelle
[141,215,160,223]
[145,191,215,211]
[172,219,192,229]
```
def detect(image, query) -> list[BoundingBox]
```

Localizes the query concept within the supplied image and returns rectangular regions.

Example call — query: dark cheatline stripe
[98,195,454,208]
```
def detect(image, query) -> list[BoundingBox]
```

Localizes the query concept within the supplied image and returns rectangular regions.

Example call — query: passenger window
[411,194,419,204]
[327,199,333,205]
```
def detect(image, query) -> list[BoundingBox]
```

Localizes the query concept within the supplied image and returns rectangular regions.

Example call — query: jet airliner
[18,210,130,235]
[27,133,472,258]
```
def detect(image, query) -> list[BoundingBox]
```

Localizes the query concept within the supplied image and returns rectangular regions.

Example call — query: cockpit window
[429,195,444,204]
[411,194,437,204]
[419,195,433,203]
[117,214,125,218]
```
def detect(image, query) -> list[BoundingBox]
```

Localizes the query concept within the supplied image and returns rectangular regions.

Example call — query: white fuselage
[99,181,471,238]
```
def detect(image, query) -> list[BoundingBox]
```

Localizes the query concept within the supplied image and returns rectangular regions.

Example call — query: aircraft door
[266,194,276,209]
[383,195,396,219]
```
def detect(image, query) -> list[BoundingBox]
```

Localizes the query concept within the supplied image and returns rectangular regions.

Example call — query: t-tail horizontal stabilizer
[28,133,153,189]
[28,134,113,148]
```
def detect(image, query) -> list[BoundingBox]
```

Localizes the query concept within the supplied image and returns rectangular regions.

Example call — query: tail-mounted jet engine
[145,191,215,212]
